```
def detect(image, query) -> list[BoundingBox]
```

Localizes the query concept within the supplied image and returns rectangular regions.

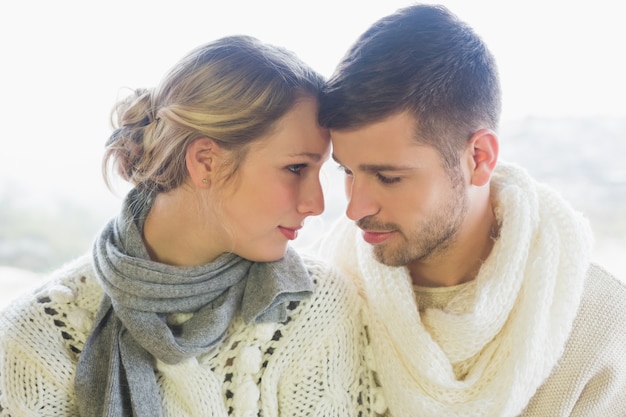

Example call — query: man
[314,4,626,416]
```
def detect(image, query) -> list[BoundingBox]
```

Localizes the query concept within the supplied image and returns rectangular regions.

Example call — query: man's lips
[278,226,301,240]
[361,230,395,244]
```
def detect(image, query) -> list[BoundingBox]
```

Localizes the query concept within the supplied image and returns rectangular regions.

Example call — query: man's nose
[345,177,379,221]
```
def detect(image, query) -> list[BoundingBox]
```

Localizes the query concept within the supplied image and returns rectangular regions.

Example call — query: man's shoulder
[583,263,626,307]
[573,263,626,336]
[526,264,626,415]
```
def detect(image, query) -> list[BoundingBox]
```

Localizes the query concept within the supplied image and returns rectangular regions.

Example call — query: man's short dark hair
[319,4,501,167]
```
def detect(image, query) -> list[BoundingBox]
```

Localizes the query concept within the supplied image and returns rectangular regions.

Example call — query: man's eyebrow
[332,153,413,171]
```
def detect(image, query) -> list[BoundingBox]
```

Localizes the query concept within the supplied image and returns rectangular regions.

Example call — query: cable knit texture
[314,161,626,416]
[77,188,316,417]
[0,254,379,416]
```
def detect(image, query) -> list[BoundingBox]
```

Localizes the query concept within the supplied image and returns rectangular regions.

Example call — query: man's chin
[373,246,404,267]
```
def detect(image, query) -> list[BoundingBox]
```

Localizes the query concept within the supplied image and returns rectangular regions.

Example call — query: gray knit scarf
[75,189,313,417]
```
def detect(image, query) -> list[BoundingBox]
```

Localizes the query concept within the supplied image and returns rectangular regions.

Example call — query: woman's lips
[278,226,300,240]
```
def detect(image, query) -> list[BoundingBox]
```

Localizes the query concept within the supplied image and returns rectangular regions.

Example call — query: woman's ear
[186,137,221,188]
[467,129,499,187]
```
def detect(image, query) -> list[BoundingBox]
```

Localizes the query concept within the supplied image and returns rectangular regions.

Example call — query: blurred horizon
[2,113,625,276]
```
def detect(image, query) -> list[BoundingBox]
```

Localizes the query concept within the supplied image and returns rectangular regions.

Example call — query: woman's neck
[142,188,226,266]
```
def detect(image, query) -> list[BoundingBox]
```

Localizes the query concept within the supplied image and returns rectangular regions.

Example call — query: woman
[0,35,376,416]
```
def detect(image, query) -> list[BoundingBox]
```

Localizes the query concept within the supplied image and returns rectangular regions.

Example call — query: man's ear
[467,129,499,187]
[186,137,221,188]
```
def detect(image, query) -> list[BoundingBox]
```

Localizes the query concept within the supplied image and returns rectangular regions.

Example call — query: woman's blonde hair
[103,35,324,192]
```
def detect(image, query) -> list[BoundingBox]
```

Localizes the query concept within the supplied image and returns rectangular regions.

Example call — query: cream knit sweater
[0,254,378,417]
[314,162,626,416]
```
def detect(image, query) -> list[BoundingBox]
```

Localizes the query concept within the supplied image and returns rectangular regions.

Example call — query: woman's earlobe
[186,137,219,188]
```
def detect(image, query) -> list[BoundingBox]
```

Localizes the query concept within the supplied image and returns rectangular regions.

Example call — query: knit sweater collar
[353,162,593,417]
[412,280,474,310]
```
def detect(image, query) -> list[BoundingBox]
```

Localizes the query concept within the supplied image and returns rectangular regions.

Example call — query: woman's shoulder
[0,254,102,356]
[296,252,361,318]
[301,252,355,291]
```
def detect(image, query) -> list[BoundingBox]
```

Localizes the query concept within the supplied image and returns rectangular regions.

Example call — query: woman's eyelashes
[287,163,307,175]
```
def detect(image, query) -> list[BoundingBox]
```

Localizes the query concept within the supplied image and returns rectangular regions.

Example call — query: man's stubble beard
[368,174,469,267]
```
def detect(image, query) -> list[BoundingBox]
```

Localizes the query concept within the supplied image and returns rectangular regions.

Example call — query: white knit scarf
[339,162,593,417]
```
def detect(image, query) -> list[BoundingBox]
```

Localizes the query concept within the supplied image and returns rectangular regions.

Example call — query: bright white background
[0,0,625,302]
[1,0,624,206]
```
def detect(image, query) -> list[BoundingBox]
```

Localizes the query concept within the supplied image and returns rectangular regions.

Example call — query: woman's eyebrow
[288,152,324,161]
